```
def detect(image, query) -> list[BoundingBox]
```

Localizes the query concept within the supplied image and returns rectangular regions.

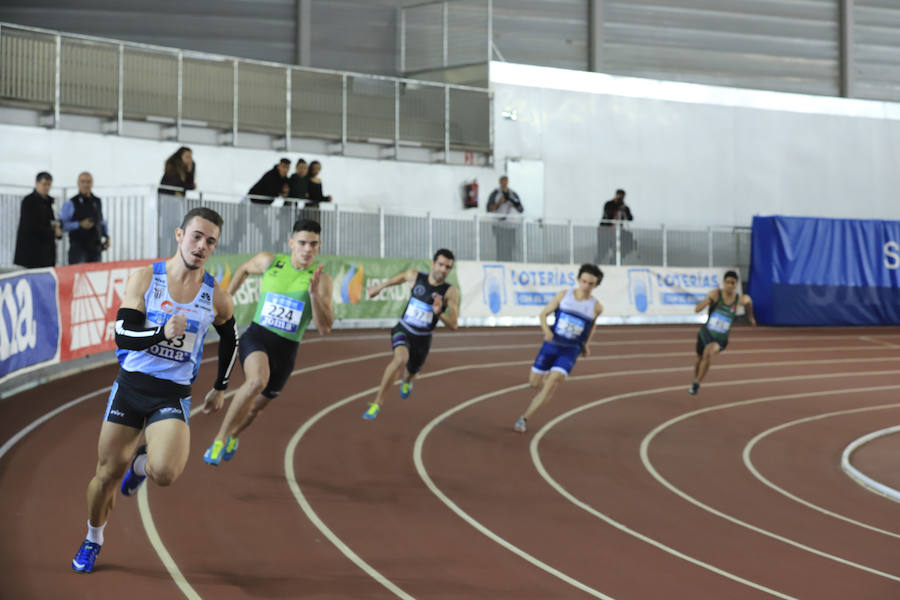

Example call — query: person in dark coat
[304,160,333,208]
[287,158,309,203]
[60,172,110,264]
[14,171,62,268]
[158,146,196,197]
[248,159,291,204]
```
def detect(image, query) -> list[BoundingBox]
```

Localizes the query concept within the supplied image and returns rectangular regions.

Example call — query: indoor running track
[3,325,900,599]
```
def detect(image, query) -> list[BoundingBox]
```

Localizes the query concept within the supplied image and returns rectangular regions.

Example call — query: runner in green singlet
[688,270,755,395]
[203,218,334,465]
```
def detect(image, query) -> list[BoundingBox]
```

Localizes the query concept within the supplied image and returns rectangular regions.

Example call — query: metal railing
[400,0,491,74]
[0,22,492,155]
[2,185,751,274]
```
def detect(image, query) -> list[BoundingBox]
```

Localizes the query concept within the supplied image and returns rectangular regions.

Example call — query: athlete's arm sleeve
[114,308,166,350]
[213,316,239,390]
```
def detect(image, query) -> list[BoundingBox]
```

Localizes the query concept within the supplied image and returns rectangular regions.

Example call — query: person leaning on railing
[597,188,635,263]
[248,158,290,205]
[158,146,196,197]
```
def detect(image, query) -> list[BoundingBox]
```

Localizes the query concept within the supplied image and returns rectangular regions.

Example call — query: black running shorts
[104,369,192,429]
[239,322,300,399]
[390,323,432,375]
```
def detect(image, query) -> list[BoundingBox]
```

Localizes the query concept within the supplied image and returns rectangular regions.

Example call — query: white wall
[491,62,900,228]
[0,124,498,219]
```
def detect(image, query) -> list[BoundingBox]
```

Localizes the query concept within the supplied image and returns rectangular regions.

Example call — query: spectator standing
[248,159,291,204]
[158,146,196,197]
[597,189,635,263]
[304,161,333,208]
[14,172,61,268]
[288,158,309,203]
[486,175,524,262]
[60,172,110,264]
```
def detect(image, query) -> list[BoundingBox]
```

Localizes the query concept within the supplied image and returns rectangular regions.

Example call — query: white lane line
[858,336,900,349]
[284,386,416,600]
[412,384,616,600]
[136,487,201,599]
[0,387,110,461]
[3,335,899,598]
[743,403,900,539]
[528,372,900,597]
[411,369,874,599]
[842,426,900,504]
[638,382,900,582]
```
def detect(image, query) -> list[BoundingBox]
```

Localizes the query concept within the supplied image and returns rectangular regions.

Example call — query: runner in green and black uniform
[203,218,334,465]
[689,270,755,395]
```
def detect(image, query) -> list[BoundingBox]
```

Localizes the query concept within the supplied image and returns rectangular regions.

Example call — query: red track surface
[3,325,900,599]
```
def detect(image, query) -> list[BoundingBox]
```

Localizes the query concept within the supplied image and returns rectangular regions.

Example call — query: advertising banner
[458,261,737,322]
[204,254,462,326]
[750,216,900,325]
[0,269,61,382]
[56,259,154,361]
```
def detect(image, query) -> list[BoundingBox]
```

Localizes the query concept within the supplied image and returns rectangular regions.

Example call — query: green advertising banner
[204,253,461,327]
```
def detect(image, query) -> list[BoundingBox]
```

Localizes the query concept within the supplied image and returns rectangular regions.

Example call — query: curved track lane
[3,326,900,599]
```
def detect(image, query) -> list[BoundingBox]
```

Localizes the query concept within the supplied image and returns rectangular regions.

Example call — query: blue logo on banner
[482,265,506,314]
[0,272,59,379]
[628,268,652,313]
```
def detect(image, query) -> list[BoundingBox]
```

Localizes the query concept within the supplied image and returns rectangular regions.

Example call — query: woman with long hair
[158,146,196,197]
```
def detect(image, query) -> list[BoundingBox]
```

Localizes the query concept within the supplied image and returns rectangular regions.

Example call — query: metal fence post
[427,211,433,256]
[341,74,347,154]
[615,223,621,266]
[117,44,124,134]
[399,7,406,73]
[379,206,385,258]
[334,204,341,255]
[568,219,574,264]
[522,218,528,263]
[285,68,292,151]
[661,223,667,267]
[474,213,480,261]
[232,60,239,145]
[443,86,450,161]
[708,226,714,267]
[176,51,183,139]
[442,1,449,68]
[54,34,61,127]
[394,79,400,158]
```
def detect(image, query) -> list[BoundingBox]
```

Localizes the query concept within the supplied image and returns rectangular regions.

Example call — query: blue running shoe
[362,403,381,421]
[399,380,413,399]
[120,444,147,496]
[222,437,239,461]
[72,540,101,573]
[203,440,225,466]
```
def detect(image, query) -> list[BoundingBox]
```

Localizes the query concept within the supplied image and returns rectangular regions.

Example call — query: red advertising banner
[56,259,154,362]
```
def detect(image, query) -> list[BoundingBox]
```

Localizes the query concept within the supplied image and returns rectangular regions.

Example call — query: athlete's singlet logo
[160,300,174,313]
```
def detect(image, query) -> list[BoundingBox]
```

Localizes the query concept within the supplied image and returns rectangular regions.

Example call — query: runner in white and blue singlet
[362,249,459,421]
[513,263,604,433]
[71,208,237,574]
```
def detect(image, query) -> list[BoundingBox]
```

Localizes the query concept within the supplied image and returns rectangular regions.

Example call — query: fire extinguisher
[463,180,478,208]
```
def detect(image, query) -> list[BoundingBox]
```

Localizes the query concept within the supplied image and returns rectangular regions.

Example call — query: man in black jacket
[60,172,110,264]
[248,159,291,204]
[14,171,62,268]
